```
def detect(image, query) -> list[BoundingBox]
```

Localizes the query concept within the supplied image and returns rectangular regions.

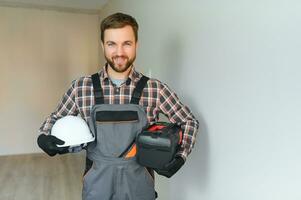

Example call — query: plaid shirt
[39,65,199,160]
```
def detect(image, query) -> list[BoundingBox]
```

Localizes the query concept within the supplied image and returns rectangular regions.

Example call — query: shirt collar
[100,64,109,80]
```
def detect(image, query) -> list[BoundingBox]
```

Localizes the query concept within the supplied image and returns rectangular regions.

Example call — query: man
[38,12,199,200]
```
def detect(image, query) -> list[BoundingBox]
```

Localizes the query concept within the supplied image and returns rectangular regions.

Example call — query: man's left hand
[155,156,185,178]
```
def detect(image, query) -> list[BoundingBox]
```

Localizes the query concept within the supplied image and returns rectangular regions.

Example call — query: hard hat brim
[57,136,95,147]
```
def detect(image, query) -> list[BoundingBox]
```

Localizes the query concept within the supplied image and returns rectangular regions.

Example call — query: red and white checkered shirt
[39,65,199,160]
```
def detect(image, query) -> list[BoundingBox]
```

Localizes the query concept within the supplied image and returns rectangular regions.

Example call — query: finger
[50,135,65,145]
[58,147,70,154]
[164,158,177,169]
[49,144,66,151]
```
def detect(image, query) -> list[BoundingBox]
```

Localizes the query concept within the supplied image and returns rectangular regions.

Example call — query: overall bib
[82,74,156,200]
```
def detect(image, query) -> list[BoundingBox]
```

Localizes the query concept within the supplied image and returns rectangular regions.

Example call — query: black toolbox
[136,122,182,169]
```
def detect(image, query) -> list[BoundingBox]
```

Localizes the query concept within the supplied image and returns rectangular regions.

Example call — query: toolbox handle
[148,122,183,145]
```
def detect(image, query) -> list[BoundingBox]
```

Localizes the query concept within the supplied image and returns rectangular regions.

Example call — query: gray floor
[0,152,85,200]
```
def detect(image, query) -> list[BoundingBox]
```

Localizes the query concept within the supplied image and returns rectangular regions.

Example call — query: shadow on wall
[170,98,210,199]
[160,34,210,198]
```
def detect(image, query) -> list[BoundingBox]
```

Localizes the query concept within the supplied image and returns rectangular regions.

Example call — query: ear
[101,42,104,52]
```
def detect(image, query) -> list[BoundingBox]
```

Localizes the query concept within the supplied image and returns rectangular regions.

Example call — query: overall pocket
[95,110,140,157]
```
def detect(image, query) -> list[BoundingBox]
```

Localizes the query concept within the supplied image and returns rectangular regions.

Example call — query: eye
[106,42,115,47]
[124,42,132,46]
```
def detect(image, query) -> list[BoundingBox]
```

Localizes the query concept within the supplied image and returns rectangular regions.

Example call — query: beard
[105,54,136,73]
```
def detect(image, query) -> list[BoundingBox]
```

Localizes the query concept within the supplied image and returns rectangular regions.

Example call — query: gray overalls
[82,73,156,200]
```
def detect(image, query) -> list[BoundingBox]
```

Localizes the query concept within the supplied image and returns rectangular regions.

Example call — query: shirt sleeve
[159,83,199,161]
[38,80,78,135]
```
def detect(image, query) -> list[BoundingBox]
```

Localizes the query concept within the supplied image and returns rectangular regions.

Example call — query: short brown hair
[100,12,139,43]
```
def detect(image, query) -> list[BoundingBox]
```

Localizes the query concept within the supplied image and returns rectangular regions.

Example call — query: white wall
[99,1,301,199]
[0,6,100,155]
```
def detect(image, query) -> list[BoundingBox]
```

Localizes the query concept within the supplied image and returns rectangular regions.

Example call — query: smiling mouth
[113,56,128,66]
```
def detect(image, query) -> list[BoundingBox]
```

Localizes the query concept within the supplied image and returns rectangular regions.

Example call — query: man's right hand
[37,134,69,156]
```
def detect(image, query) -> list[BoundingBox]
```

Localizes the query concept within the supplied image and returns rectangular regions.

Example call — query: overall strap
[91,73,104,104]
[130,75,149,104]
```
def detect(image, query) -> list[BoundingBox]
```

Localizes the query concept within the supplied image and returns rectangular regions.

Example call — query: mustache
[112,55,128,59]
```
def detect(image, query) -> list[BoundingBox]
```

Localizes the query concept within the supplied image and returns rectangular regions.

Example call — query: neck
[107,64,132,80]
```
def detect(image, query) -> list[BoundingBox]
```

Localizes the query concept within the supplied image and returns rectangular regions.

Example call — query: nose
[116,45,125,56]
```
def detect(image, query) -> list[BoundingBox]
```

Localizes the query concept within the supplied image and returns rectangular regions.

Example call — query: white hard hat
[51,115,95,147]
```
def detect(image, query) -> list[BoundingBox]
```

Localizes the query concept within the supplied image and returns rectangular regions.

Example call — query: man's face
[102,25,137,73]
